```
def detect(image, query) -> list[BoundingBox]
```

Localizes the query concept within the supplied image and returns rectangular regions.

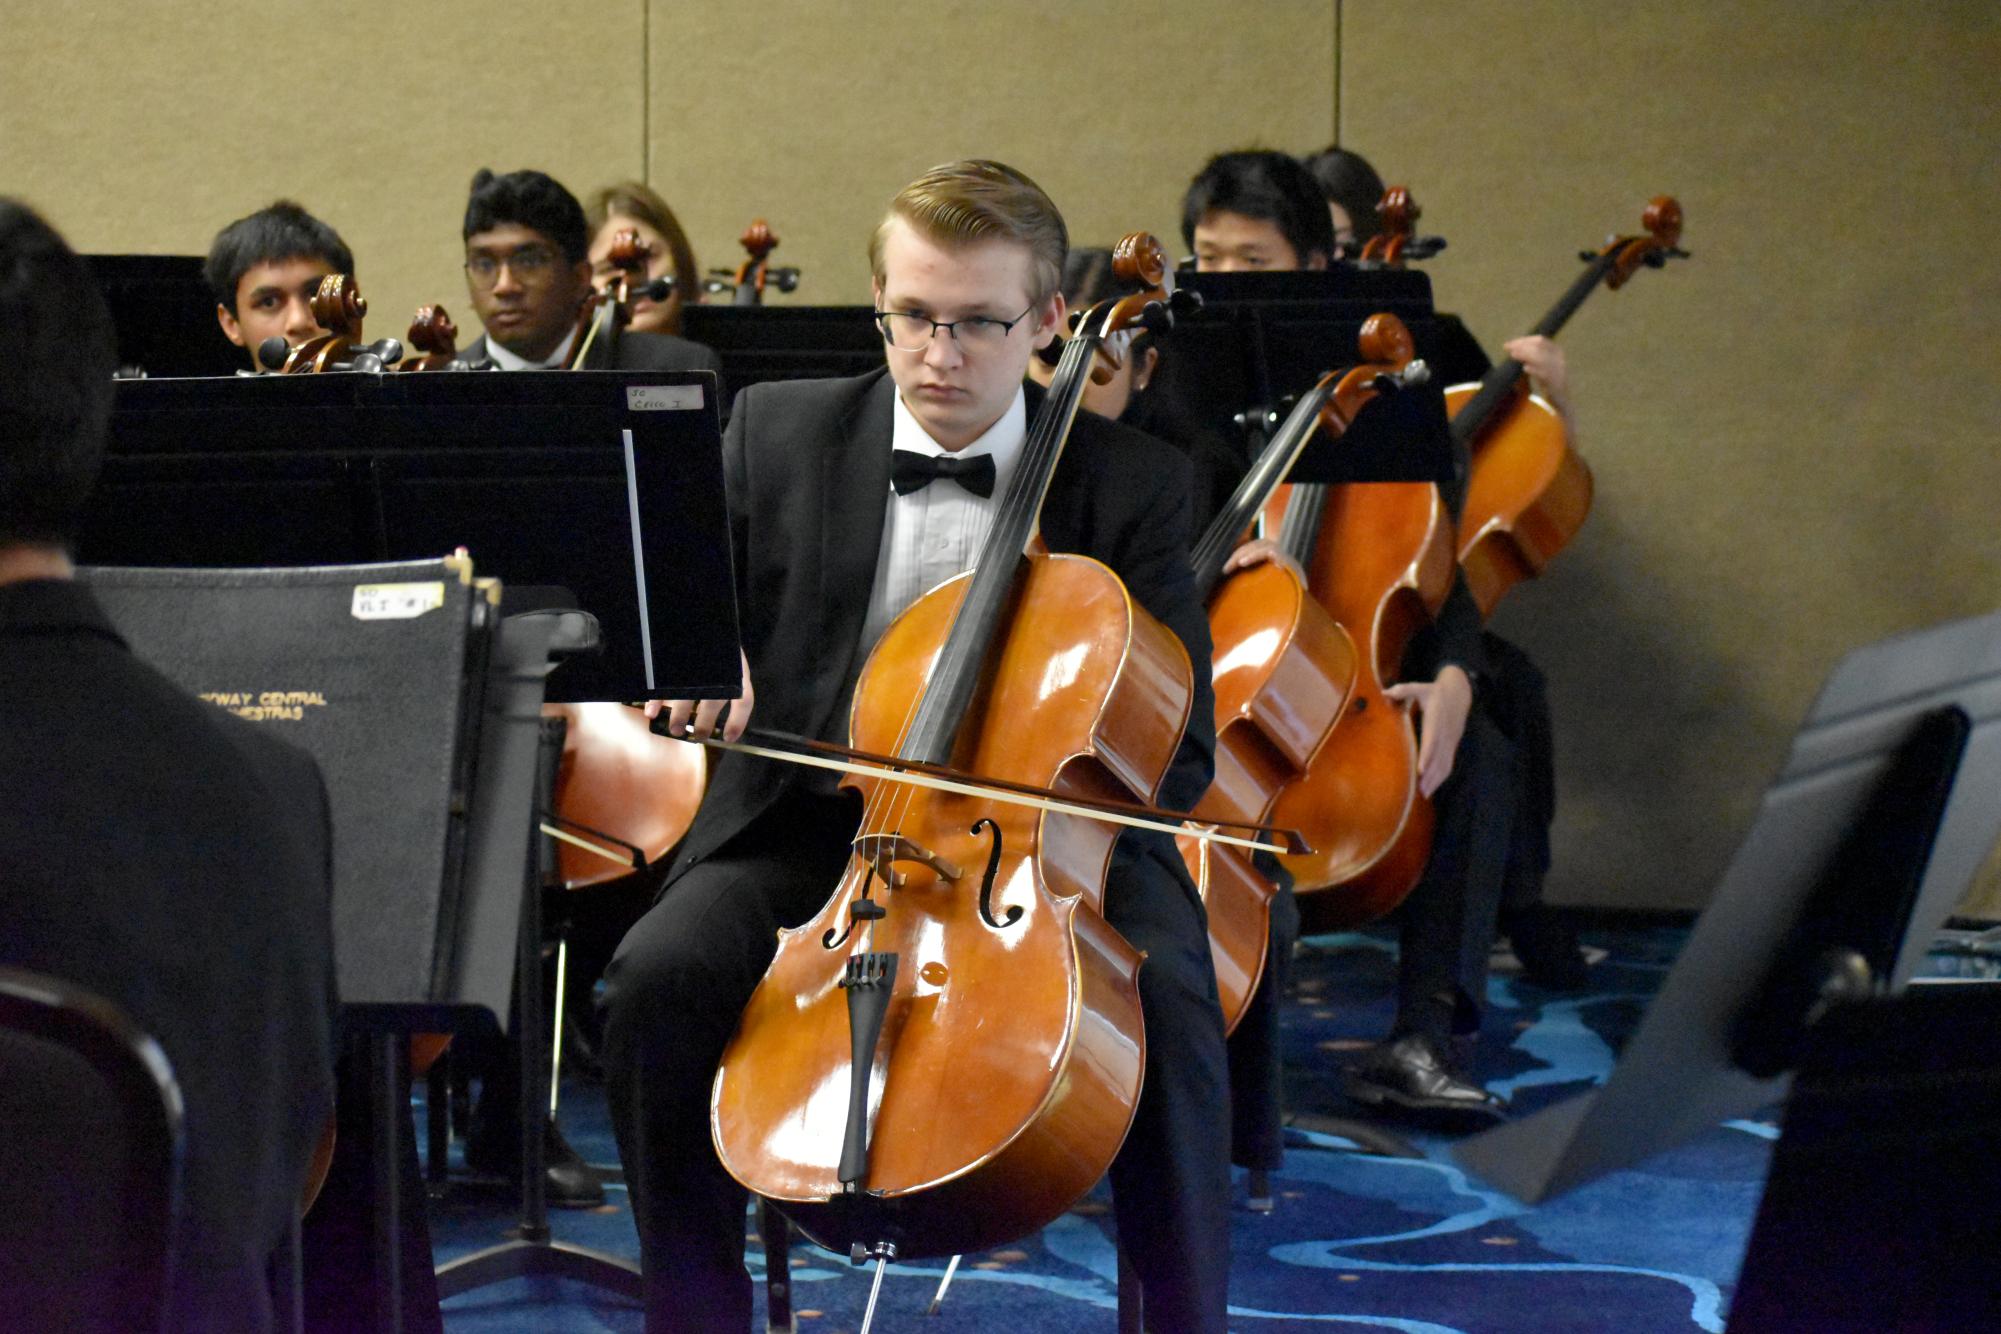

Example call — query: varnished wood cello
[1178,317,1433,1027]
[1451,197,1687,616]
[1263,318,1458,930]
[706,219,801,304]
[709,235,1215,1268]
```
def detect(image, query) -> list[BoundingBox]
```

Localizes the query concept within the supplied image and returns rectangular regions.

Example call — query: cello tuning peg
[1137,300,1174,334]
[1397,359,1432,387]
[1170,287,1204,316]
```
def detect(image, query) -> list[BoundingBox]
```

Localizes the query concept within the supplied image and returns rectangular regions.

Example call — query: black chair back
[0,966,185,1332]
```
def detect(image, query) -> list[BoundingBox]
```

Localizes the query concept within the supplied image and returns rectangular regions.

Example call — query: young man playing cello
[600,159,1233,1333]
[1181,148,1581,1119]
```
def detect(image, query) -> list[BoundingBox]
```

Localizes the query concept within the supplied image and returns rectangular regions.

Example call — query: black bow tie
[890,449,996,499]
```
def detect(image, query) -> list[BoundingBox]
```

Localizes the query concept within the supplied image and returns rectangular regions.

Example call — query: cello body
[543,702,706,889]
[1448,383,1594,620]
[1181,560,1355,1027]
[1272,478,1456,931]
[712,554,1188,1257]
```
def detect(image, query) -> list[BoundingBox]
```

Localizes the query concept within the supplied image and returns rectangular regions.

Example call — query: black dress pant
[1226,876,1298,1172]
[599,787,1232,1333]
[1479,631,1557,920]
[1394,709,1517,1040]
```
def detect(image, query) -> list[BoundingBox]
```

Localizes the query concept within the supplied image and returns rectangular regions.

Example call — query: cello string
[874,310,1100,845]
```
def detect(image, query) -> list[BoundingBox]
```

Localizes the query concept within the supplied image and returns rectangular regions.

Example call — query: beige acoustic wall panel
[0,1,648,354]
[1341,0,2001,911]
[646,0,1338,305]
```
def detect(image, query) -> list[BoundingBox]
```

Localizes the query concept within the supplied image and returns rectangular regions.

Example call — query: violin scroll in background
[704,219,800,305]
[398,305,460,371]
[261,275,405,374]
[1355,186,1446,267]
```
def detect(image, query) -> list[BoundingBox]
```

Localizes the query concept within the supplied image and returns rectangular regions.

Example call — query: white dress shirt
[483,325,578,370]
[857,387,1028,655]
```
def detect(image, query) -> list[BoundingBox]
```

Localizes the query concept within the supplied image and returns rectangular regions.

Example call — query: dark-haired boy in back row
[204,199,354,372]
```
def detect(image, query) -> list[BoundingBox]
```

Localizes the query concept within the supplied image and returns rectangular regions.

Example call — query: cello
[1262,318,1457,930]
[705,219,801,304]
[1177,320,1430,1029]
[710,235,1210,1269]
[397,305,460,371]
[562,228,672,369]
[1451,197,1688,616]
[264,274,405,374]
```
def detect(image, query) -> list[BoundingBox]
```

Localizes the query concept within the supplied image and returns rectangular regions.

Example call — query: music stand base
[435,1239,642,1300]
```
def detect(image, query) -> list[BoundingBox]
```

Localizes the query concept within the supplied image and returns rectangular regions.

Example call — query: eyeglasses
[464,245,559,288]
[874,307,1034,352]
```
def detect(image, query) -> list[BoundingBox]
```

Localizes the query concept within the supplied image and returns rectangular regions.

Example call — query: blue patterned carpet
[429,923,1777,1332]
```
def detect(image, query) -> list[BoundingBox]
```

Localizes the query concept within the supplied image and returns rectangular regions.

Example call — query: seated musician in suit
[0,199,339,1333]
[204,199,354,372]
[599,159,1234,1333]
[1303,143,1590,991]
[586,180,702,336]
[457,168,721,376]
[1182,147,1517,1120]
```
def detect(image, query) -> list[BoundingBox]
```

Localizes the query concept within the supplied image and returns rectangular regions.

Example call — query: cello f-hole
[971,818,1019,930]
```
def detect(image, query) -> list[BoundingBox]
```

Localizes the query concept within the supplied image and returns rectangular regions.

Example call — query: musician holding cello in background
[204,200,354,372]
[1182,148,1524,1122]
[585,180,704,336]
[600,159,1233,1333]
[1302,144,1589,992]
[455,168,720,375]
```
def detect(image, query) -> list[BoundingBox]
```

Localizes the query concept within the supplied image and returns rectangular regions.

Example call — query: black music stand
[679,304,882,396]
[1456,608,2001,1203]
[83,368,741,704]
[1151,268,1489,483]
[87,254,243,379]
[78,370,745,1320]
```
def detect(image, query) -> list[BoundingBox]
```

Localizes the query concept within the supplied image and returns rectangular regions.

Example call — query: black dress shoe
[464,1115,606,1208]
[1343,1034,1508,1125]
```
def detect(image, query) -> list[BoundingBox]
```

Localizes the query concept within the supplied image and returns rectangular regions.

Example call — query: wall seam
[1332,0,1342,146]
[641,0,652,180]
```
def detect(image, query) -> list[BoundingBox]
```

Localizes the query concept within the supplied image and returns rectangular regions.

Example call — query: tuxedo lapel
[809,372,896,735]
[456,334,494,369]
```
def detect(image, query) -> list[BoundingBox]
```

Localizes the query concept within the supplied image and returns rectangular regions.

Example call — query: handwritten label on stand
[626,385,705,411]
[352,581,446,621]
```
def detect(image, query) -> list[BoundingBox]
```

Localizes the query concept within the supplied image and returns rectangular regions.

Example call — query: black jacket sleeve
[1102,445,1217,816]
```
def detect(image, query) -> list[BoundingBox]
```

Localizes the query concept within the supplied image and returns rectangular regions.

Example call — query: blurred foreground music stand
[81,370,743,1321]
[1456,608,2001,1204]
[84,559,546,1334]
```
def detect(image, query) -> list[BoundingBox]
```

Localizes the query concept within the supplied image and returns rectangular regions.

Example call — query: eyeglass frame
[872,305,1038,351]
[463,244,563,289]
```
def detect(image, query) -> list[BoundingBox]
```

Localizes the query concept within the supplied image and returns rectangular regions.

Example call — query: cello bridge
[851,833,961,888]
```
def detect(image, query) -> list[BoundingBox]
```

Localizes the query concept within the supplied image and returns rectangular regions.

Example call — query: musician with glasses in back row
[456,167,722,379]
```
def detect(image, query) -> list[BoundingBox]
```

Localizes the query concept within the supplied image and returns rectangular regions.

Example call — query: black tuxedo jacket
[457,327,723,377]
[669,368,1217,881]
[0,579,338,1334]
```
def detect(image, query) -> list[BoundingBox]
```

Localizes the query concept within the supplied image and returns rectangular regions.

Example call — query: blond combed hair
[869,160,1068,305]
